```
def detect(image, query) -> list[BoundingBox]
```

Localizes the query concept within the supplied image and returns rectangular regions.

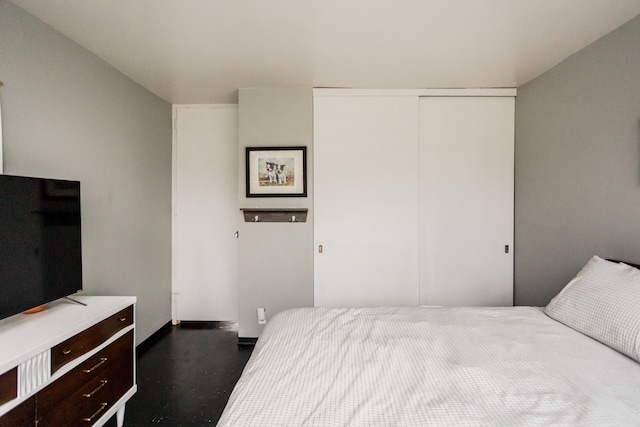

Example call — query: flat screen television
[0,174,82,320]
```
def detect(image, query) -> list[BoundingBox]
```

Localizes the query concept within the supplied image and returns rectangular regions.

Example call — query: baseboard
[177,320,236,330]
[237,337,258,346]
[136,321,172,356]
[136,321,251,354]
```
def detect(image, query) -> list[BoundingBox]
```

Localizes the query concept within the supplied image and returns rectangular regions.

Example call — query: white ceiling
[10,0,640,104]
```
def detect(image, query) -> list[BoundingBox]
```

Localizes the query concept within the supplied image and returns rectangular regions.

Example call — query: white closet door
[419,97,514,306]
[173,105,238,321]
[314,96,420,307]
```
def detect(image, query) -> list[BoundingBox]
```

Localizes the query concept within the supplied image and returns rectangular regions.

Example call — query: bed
[218,256,640,426]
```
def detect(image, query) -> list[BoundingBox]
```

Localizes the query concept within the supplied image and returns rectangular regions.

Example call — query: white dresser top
[0,295,136,374]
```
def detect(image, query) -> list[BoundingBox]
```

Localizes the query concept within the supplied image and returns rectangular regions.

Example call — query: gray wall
[0,1,172,343]
[515,14,640,306]
[237,88,314,337]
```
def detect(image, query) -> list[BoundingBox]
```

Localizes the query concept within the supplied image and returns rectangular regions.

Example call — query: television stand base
[64,296,88,306]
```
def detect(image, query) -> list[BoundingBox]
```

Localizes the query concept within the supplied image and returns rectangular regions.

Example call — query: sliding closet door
[419,97,514,306]
[314,95,420,307]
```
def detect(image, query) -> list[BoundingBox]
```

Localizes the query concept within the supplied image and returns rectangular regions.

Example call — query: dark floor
[106,322,253,426]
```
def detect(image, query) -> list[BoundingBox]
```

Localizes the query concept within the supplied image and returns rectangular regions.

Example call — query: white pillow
[545,255,640,362]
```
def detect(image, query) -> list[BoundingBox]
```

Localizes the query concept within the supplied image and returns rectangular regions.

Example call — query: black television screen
[0,175,82,319]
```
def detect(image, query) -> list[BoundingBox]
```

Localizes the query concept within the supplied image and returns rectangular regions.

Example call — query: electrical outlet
[257,307,266,324]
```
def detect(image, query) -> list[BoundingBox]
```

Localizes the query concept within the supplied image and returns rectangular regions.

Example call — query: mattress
[217,306,640,426]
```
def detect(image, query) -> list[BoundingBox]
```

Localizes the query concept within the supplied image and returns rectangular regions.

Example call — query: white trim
[0,101,3,173]
[172,103,238,108]
[313,88,517,97]
[171,105,178,325]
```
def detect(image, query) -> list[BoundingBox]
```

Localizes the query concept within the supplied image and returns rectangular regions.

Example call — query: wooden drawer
[37,357,133,427]
[51,305,133,374]
[0,367,17,406]
[38,331,133,417]
[0,395,36,426]
[38,331,133,427]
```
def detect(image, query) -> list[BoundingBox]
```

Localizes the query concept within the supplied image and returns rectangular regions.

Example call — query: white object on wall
[257,307,266,324]
[0,99,3,174]
[172,105,239,322]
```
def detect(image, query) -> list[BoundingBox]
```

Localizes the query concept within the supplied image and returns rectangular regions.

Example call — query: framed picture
[246,146,307,197]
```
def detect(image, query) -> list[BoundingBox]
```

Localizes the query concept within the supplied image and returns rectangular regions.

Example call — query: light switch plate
[257,307,266,324]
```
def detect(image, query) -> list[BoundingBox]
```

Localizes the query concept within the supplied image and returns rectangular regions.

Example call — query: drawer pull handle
[119,317,127,322]
[83,402,108,422]
[83,380,108,398]
[83,358,108,373]
[62,348,72,355]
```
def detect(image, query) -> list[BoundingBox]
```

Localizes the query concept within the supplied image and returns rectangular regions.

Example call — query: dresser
[0,296,136,426]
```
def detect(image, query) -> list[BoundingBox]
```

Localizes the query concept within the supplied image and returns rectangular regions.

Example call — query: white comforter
[218,307,640,426]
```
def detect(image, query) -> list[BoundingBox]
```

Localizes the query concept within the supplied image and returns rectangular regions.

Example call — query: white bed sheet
[218,307,640,426]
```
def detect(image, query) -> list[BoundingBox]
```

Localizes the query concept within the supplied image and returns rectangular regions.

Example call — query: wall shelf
[240,208,308,223]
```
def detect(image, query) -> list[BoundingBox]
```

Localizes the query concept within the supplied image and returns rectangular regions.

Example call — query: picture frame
[245,146,307,197]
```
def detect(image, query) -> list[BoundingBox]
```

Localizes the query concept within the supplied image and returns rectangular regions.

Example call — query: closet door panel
[419,97,514,306]
[314,96,420,307]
